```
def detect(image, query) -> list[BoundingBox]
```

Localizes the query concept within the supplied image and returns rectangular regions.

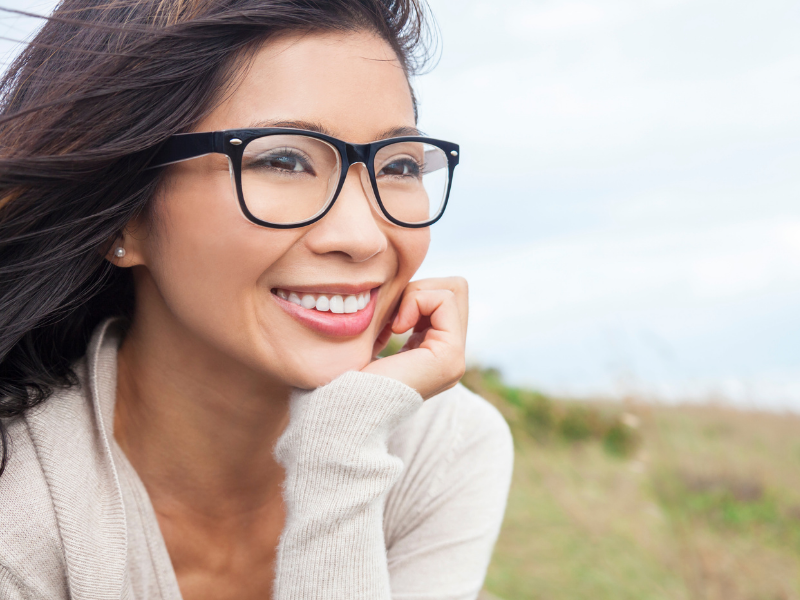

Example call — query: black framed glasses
[149,128,460,229]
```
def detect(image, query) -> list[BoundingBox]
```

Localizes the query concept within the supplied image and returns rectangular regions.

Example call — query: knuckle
[452,276,468,293]
[402,289,423,303]
[411,288,453,301]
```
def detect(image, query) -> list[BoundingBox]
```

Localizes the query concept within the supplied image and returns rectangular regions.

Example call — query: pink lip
[272,288,380,337]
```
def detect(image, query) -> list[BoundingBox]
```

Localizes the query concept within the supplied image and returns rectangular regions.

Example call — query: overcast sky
[414,0,800,407]
[3,0,800,407]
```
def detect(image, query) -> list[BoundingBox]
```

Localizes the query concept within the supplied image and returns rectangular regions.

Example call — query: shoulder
[385,383,514,538]
[429,382,512,442]
[383,384,514,592]
[0,413,70,597]
[389,382,513,468]
[0,357,100,598]
[6,319,148,598]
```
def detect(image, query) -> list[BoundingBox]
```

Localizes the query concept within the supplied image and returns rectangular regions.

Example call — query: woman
[0,1,512,599]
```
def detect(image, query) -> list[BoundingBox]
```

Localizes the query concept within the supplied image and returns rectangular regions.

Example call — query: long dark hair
[0,0,434,475]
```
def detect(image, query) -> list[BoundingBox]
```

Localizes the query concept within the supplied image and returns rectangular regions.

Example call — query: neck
[114,303,291,520]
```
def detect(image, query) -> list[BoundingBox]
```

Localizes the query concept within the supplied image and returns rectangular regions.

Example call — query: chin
[282,346,373,391]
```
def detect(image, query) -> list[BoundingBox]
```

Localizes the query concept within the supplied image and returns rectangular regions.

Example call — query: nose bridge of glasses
[335,150,387,223]
[344,142,372,168]
[341,162,377,206]
[341,142,376,198]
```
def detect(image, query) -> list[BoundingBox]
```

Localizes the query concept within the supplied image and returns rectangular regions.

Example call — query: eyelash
[244,148,314,173]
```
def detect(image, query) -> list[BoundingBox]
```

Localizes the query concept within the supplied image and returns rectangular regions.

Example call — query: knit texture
[0,320,513,599]
[274,371,422,599]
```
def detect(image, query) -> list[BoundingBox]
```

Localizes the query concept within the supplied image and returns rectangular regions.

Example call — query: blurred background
[3,0,800,598]
[413,0,800,409]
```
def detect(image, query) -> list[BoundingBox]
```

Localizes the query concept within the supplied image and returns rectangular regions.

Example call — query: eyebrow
[376,125,425,139]
[243,120,425,141]
[245,119,334,135]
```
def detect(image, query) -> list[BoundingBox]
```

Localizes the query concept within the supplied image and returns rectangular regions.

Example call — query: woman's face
[129,31,429,389]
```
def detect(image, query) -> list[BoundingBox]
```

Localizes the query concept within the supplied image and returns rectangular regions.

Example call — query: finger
[393,290,460,337]
[411,314,431,334]
[401,329,428,352]
[392,289,462,345]
[400,282,466,340]
[404,277,468,334]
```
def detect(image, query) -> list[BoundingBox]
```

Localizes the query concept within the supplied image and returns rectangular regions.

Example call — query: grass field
[461,368,800,600]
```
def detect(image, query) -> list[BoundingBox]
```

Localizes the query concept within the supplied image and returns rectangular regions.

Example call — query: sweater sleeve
[272,370,423,600]
[383,385,514,600]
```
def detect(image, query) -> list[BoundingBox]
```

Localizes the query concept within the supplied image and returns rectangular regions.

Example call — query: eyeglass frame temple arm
[148,132,225,169]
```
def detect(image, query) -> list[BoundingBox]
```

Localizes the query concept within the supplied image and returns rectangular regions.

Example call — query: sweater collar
[27,317,130,600]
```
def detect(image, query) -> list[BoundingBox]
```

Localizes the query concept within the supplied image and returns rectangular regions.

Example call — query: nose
[303,163,387,262]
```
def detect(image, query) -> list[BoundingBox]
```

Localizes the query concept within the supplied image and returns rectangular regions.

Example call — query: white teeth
[315,296,330,312]
[330,295,344,313]
[344,295,358,313]
[276,288,374,313]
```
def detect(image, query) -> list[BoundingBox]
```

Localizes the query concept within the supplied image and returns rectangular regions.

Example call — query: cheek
[372,227,430,328]
[393,228,430,279]
[142,172,300,358]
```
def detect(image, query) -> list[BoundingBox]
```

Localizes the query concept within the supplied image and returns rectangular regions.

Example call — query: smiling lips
[272,287,379,337]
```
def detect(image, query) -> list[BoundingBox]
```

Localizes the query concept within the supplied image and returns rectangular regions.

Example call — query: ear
[104,218,147,268]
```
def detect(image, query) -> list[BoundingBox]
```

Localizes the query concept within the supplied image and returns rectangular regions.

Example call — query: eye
[267,155,303,171]
[245,148,316,175]
[377,156,421,179]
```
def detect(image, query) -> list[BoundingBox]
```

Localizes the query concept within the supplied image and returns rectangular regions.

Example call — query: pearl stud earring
[114,247,126,258]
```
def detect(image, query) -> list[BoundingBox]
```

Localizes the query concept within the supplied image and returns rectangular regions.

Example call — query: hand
[362,277,468,401]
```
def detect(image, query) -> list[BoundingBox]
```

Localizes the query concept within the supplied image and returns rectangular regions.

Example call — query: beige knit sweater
[0,319,513,599]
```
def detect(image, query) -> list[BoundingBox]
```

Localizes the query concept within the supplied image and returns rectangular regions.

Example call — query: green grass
[464,367,642,458]
[461,367,800,600]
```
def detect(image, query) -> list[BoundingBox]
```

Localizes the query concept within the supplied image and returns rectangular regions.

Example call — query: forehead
[198,31,417,143]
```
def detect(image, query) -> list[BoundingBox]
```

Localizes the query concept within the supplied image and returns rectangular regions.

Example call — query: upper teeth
[276,289,371,314]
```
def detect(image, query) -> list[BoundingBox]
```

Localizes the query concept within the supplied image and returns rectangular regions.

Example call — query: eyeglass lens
[239,134,449,226]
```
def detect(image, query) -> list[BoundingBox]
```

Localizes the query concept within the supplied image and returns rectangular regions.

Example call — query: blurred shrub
[462,366,641,458]
[558,405,595,442]
[521,392,555,440]
[603,421,640,457]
